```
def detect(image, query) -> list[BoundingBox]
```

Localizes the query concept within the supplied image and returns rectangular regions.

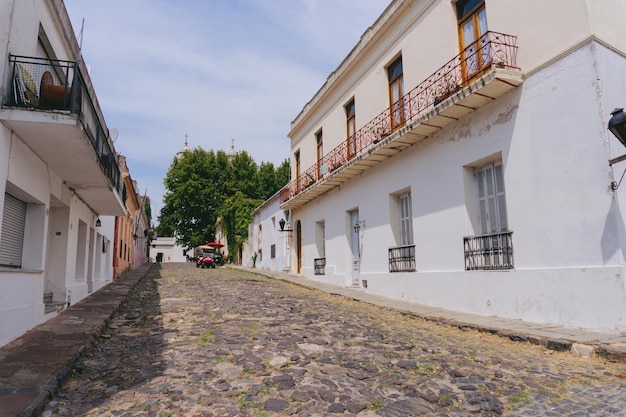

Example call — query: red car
[196,253,216,268]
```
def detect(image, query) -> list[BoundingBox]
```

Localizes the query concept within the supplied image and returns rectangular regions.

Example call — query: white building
[280,0,626,332]
[149,237,189,263]
[0,0,125,346]
[244,192,291,271]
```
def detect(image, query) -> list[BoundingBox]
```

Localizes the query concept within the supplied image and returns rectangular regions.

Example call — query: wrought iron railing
[280,31,518,204]
[388,245,416,273]
[5,55,123,197]
[314,257,326,275]
[464,231,514,270]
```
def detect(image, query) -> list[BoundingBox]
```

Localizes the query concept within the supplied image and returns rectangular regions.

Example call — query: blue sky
[63,0,390,223]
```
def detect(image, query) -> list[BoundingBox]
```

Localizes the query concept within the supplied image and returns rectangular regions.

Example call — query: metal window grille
[464,231,513,270]
[314,258,326,275]
[388,245,416,273]
[270,244,276,259]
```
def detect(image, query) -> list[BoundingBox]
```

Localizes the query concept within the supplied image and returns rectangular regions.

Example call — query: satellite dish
[110,128,119,142]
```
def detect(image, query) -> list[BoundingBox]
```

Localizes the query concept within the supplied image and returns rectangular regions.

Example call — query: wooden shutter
[399,193,414,246]
[477,163,507,234]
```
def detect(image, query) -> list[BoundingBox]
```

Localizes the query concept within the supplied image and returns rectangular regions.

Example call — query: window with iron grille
[314,258,326,275]
[464,161,513,270]
[270,244,276,259]
[389,245,416,272]
[389,192,415,272]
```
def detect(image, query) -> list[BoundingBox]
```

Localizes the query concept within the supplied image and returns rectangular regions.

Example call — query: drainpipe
[113,217,119,279]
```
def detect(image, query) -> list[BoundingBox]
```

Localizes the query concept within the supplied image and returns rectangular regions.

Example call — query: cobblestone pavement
[43,263,626,417]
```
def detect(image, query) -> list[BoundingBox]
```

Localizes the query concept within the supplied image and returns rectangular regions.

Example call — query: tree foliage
[157,147,290,258]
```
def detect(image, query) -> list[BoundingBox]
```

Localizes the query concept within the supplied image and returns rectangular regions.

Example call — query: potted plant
[433,82,461,106]
[372,123,391,142]
[304,172,315,188]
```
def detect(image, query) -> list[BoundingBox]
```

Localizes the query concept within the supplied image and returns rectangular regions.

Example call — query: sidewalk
[0,264,152,417]
[229,265,626,364]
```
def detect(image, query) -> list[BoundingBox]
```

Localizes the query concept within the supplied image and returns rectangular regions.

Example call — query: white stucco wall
[149,237,190,263]
[286,0,626,331]
[247,195,291,272]
[0,0,117,347]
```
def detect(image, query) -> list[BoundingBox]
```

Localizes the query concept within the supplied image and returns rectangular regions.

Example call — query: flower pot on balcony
[39,71,72,109]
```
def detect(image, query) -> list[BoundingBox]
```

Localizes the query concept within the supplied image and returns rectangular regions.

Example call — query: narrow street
[44,263,626,416]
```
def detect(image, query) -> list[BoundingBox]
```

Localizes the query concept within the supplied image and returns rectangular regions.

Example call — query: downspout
[113,217,119,279]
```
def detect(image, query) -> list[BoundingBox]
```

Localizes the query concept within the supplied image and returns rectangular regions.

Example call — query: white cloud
[64,0,389,221]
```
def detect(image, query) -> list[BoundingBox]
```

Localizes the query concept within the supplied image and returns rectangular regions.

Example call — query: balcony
[1,55,125,216]
[464,231,514,271]
[281,32,522,210]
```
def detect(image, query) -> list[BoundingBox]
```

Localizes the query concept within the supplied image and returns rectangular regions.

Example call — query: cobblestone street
[43,263,626,416]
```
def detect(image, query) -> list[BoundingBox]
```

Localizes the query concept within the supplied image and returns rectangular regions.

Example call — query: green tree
[159,148,222,250]
[230,151,259,198]
[157,146,290,260]
[258,161,277,199]
[275,159,290,190]
[220,191,264,263]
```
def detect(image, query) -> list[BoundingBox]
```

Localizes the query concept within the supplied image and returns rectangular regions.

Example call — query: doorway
[349,210,360,287]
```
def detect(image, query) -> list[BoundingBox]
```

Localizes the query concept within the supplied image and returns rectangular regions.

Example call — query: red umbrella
[205,241,224,248]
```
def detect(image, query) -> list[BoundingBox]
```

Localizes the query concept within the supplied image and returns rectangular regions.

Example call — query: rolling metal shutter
[0,193,26,267]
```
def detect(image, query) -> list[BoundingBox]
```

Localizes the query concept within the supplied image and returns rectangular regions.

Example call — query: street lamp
[609,108,626,147]
[607,108,626,189]
[278,218,292,232]
[608,108,626,167]
[353,220,365,233]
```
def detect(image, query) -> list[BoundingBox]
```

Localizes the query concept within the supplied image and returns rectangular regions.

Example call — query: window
[389,192,415,272]
[295,150,301,191]
[388,56,405,130]
[464,161,513,270]
[316,130,323,177]
[0,193,26,267]
[399,193,414,246]
[314,221,326,275]
[345,99,357,159]
[270,244,276,259]
[476,162,507,234]
[457,0,489,81]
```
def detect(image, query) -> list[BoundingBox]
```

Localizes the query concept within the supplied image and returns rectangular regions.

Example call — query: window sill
[0,266,44,274]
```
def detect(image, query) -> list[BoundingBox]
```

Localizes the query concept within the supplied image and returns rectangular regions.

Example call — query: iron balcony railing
[6,55,123,198]
[464,231,514,271]
[314,257,326,275]
[280,31,518,204]
[389,245,416,273]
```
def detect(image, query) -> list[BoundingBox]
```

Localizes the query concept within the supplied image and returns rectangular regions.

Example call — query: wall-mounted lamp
[609,108,626,147]
[608,108,626,189]
[278,218,292,232]
[95,217,102,227]
[353,220,365,233]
